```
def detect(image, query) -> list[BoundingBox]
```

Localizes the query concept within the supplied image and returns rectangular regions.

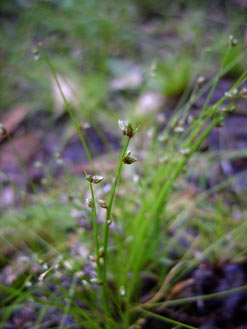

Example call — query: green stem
[200,45,231,115]
[125,113,225,306]
[139,309,197,329]
[101,137,130,308]
[89,182,101,278]
[39,43,96,173]
[89,183,112,328]
[141,284,247,310]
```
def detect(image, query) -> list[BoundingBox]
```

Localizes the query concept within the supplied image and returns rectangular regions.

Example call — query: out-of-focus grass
[1,49,247,327]
[1,1,247,328]
[1,0,246,116]
[0,0,136,111]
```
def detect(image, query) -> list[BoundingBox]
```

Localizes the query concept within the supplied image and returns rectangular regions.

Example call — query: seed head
[34,161,43,169]
[126,122,134,138]
[158,134,168,143]
[89,255,97,262]
[25,281,32,287]
[180,148,190,157]
[174,126,185,133]
[159,155,168,164]
[55,152,61,159]
[0,123,7,136]
[196,76,206,87]
[137,318,146,325]
[82,280,89,287]
[118,120,126,134]
[85,198,93,208]
[81,121,91,130]
[118,120,134,138]
[39,271,48,281]
[98,199,108,209]
[120,285,126,296]
[240,87,247,99]
[32,48,40,61]
[224,89,239,101]
[222,104,236,113]
[99,247,104,257]
[187,115,194,124]
[229,34,238,47]
[85,173,104,184]
[41,178,48,186]
[75,271,84,278]
[55,152,63,165]
[90,278,104,286]
[123,151,137,165]
[106,219,112,226]
[64,261,73,270]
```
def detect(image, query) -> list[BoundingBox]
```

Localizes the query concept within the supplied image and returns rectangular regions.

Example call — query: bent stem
[101,137,130,308]
[39,43,96,173]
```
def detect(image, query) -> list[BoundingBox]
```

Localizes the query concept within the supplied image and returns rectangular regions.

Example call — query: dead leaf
[169,278,195,297]
[0,105,30,142]
[0,133,41,167]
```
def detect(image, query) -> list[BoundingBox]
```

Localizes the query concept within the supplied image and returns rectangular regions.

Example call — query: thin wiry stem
[89,182,101,278]
[39,43,96,173]
[101,137,130,311]
[139,309,197,329]
[88,182,112,327]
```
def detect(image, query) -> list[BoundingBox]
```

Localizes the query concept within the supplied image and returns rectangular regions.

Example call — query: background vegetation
[0,1,247,328]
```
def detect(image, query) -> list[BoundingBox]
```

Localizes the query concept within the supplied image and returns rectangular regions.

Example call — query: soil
[143,262,247,328]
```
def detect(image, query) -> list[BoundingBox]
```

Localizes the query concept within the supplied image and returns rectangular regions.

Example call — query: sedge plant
[0,35,247,329]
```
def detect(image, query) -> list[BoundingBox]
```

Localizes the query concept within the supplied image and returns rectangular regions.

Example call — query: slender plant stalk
[101,138,130,308]
[143,284,247,310]
[89,182,101,278]
[200,45,231,115]
[139,309,198,329]
[87,182,112,327]
[39,43,96,173]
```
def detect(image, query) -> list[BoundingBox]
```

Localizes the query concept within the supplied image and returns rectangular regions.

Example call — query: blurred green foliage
[0,0,136,110]
[155,55,192,96]
[0,0,246,115]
